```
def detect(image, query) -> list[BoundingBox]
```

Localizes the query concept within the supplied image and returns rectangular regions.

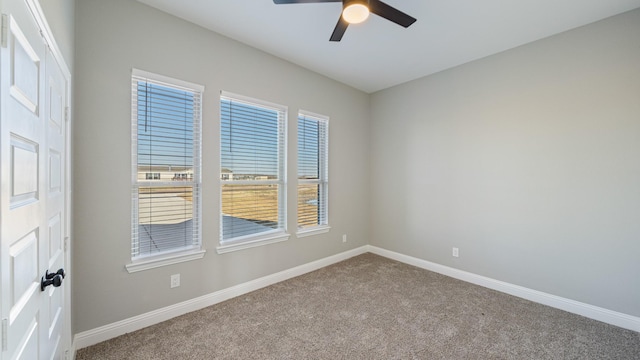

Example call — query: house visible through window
[131,69,203,261]
[219,92,288,251]
[298,112,329,231]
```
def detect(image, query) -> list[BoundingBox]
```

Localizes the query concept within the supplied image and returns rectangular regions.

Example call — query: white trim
[130,71,204,262]
[125,250,206,273]
[132,68,205,93]
[73,245,640,350]
[216,232,291,254]
[24,0,70,78]
[220,179,281,186]
[297,112,329,229]
[296,225,331,238]
[74,246,369,350]
[68,340,77,360]
[298,109,329,122]
[220,90,287,113]
[368,245,640,333]
[298,179,326,185]
[219,92,289,247]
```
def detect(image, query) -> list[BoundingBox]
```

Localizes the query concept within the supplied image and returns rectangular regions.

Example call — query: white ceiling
[137,0,640,93]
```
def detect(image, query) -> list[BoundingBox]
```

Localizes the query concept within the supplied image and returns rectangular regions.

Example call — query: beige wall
[74,0,640,335]
[73,0,370,332]
[370,9,640,317]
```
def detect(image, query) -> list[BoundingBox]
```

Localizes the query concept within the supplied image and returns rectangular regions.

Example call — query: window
[129,69,204,270]
[219,92,288,253]
[297,111,329,236]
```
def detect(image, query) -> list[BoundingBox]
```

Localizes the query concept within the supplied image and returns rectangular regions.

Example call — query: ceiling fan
[273,0,417,42]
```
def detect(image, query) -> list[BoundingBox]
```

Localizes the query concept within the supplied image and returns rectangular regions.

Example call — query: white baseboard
[73,246,369,350]
[73,244,638,353]
[368,245,640,333]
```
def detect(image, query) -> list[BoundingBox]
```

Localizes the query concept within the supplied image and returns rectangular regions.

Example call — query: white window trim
[132,69,204,93]
[220,90,286,113]
[129,69,205,270]
[125,249,206,273]
[216,230,291,254]
[296,225,331,238]
[219,91,289,251]
[296,110,329,233]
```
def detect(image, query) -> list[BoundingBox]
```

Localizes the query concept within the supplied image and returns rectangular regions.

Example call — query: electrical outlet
[170,274,180,288]
[342,234,347,243]
[452,247,459,258]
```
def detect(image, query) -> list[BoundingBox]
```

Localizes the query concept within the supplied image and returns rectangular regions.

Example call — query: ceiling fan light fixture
[273,0,416,42]
[342,0,369,24]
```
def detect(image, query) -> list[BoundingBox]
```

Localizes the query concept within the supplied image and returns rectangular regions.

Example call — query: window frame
[217,91,290,254]
[126,69,205,273]
[296,110,330,238]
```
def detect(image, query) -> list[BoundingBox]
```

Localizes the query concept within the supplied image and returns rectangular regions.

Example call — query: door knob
[45,268,65,280]
[41,268,65,291]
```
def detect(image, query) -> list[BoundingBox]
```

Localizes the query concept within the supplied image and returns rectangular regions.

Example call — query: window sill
[296,225,331,238]
[125,249,206,273]
[216,231,290,254]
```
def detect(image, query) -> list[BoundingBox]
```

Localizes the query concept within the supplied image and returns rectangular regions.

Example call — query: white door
[0,0,69,358]
[42,27,68,360]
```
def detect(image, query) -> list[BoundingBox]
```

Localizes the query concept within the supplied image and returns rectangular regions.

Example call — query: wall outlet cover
[170,274,180,288]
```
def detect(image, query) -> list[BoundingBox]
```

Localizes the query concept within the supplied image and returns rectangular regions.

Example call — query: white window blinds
[220,92,287,243]
[297,112,329,229]
[131,70,203,259]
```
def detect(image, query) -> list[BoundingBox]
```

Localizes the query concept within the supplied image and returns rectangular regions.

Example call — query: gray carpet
[76,253,640,359]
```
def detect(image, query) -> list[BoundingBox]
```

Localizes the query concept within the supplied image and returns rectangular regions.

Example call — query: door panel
[43,44,66,360]
[13,318,38,360]
[49,150,61,194]
[2,8,45,360]
[1,0,67,359]
[48,214,62,266]
[10,135,39,205]
[9,13,40,115]
[8,231,38,317]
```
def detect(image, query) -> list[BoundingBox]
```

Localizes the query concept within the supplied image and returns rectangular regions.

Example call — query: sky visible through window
[298,116,320,180]
[137,82,194,170]
[221,98,280,179]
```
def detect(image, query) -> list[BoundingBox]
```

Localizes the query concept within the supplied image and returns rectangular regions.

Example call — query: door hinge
[64,236,69,252]
[1,318,7,351]
[1,14,8,48]
[65,106,70,122]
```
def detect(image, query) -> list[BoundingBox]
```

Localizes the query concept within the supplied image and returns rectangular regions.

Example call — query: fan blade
[273,0,341,4]
[329,16,348,42]
[369,0,417,28]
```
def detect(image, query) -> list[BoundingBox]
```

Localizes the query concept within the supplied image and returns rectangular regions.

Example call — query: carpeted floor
[76,253,640,359]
